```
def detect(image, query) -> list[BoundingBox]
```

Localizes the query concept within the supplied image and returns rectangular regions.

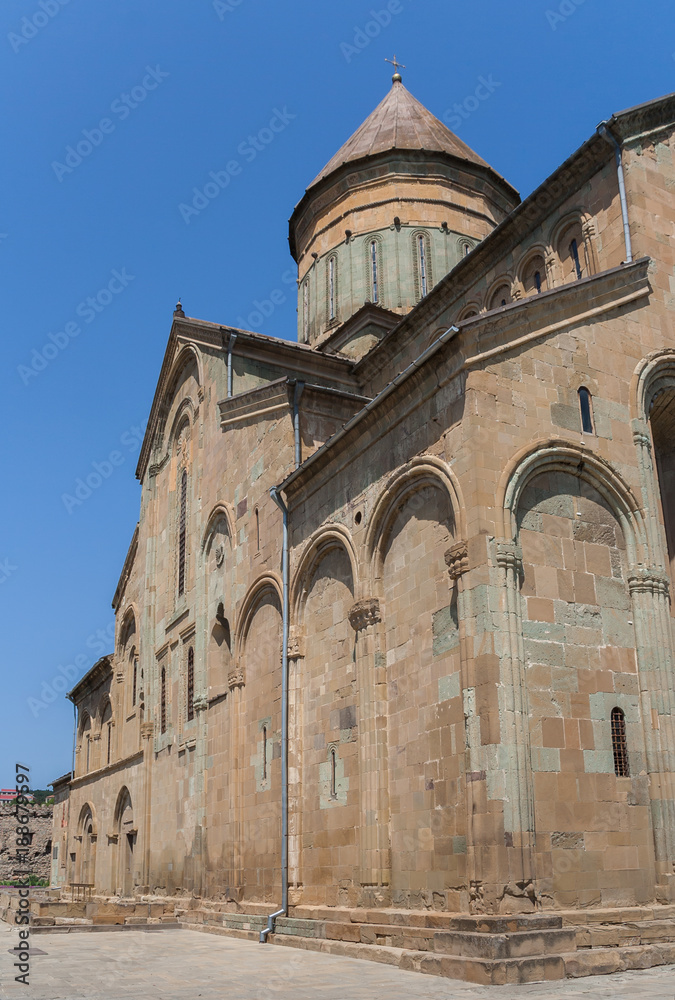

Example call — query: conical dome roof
[308,79,491,189]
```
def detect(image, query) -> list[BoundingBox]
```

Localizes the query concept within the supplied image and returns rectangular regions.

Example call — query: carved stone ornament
[628,567,670,598]
[214,544,225,568]
[348,598,381,632]
[140,721,155,740]
[193,695,209,713]
[496,540,523,574]
[445,541,469,580]
[228,665,245,689]
[288,625,306,660]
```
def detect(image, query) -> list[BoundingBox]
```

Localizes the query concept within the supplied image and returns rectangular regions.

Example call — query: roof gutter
[278,325,460,494]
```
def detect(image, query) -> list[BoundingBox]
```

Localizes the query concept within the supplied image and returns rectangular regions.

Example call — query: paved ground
[1,923,675,1000]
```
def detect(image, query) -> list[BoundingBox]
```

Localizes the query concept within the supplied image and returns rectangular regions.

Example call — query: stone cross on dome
[385,55,406,83]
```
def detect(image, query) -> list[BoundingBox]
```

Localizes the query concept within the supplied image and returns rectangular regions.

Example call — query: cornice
[112,524,139,612]
[279,259,651,505]
[67,655,114,705]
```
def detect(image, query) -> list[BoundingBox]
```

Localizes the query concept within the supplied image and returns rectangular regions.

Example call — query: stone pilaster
[444,541,477,900]
[495,540,537,898]
[228,661,244,896]
[628,567,675,898]
[348,598,391,892]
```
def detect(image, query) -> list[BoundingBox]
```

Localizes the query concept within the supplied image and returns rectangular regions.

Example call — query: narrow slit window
[534,270,542,294]
[107,723,111,766]
[132,660,137,707]
[370,240,379,304]
[303,280,309,342]
[578,387,594,434]
[161,666,167,734]
[328,257,335,320]
[262,725,268,780]
[611,707,629,777]
[418,234,428,298]
[86,737,90,772]
[178,469,188,596]
[187,648,194,722]
[255,507,260,552]
[570,238,583,280]
[330,748,337,799]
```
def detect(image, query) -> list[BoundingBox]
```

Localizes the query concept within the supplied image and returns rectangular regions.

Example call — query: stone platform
[4,891,675,985]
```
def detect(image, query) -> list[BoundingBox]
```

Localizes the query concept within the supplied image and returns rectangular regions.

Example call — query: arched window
[302,279,310,342]
[178,469,188,596]
[611,707,629,777]
[186,648,195,722]
[557,221,586,282]
[417,234,428,297]
[160,666,167,734]
[327,255,337,321]
[489,283,512,310]
[262,725,268,781]
[522,254,547,296]
[330,748,338,800]
[578,387,594,434]
[86,736,91,772]
[370,240,379,304]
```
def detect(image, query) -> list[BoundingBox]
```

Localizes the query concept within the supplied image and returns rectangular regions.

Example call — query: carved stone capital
[228,666,245,690]
[445,541,469,580]
[140,722,154,740]
[633,429,652,451]
[348,598,381,632]
[496,541,523,574]
[581,219,596,241]
[628,567,670,598]
[193,695,208,714]
[91,733,101,742]
[116,669,125,684]
[288,625,306,660]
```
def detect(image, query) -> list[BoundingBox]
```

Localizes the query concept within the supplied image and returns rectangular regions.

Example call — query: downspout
[227,332,238,398]
[260,486,289,942]
[293,381,305,469]
[597,121,633,264]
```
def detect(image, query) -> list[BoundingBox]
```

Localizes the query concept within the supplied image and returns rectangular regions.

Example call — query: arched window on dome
[369,239,379,304]
[417,234,428,297]
[302,279,310,342]
[327,254,338,322]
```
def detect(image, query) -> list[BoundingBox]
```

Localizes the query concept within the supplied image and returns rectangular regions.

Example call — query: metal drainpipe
[597,121,633,264]
[260,486,289,942]
[227,332,238,398]
[293,381,305,469]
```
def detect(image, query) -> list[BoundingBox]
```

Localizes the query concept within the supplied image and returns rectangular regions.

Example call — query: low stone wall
[0,802,53,883]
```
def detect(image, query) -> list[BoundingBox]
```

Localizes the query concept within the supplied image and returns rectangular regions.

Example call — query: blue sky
[1,0,673,789]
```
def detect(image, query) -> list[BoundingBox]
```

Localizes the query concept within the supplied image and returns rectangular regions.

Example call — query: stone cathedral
[48,77,675,983]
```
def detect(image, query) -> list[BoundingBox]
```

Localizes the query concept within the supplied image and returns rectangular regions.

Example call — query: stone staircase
[3,889,675,984]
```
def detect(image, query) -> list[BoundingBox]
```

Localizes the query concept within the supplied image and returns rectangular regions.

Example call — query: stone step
[574,918,675,949]
[433,927,577,959]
